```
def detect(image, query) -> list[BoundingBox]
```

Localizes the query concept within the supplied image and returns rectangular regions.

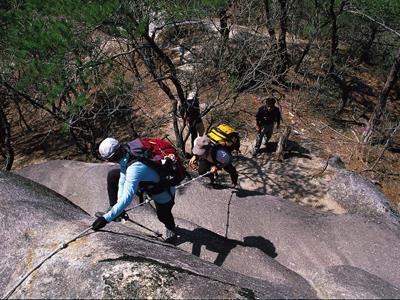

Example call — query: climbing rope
[3,171,212,299]
[175,170,212,189]
[2,226,92,300]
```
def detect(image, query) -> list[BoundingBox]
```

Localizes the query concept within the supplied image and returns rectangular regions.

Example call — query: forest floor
[8,55,400,213]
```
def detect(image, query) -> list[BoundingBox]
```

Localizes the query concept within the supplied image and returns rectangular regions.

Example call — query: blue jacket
[104,153,176,222]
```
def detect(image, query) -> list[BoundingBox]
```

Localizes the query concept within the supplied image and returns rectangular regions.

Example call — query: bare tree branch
[345,9,400,38]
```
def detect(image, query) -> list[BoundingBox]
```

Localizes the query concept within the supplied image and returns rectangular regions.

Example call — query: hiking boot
[231,181,239,189]
[165,228,177,244]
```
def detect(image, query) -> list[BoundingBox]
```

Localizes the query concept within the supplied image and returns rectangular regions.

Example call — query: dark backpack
[207,123,240,152]
[127,137,186,194]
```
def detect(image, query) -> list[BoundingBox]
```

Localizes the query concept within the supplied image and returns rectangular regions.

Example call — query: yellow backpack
[207,123,240,151]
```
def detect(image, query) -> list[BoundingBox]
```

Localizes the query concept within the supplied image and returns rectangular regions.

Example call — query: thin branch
[345,9,400,38]
[362,122,400,172]
[310,154,332,178]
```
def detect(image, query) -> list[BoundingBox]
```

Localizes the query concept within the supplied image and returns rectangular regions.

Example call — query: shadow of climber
[175,227,277,266]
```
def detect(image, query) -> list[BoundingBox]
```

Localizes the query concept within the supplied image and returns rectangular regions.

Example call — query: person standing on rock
[252,96,281,157]
[180,90,205,152]
[91,137,178,243]
[189,136,238,188]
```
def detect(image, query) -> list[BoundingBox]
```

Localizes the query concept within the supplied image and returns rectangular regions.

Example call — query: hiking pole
[175,171,212,189]
[2,226,92,300]
[125,196,153,213]
[124,217,163,238]
[122,171,212,215]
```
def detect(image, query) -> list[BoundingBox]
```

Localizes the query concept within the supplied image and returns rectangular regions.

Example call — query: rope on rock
[3,170,212,299]
[175,170,212,189]
[2,226,92,300]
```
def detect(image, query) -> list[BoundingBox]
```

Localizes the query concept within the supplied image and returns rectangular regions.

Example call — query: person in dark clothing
[182,90,205,151]
[189,136,238,188]
[252,96,281,157]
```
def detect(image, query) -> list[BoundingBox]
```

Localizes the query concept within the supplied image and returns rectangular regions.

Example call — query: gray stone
[14,160,400,298]
[14,160,317,296]
[328,154,346,169]
[312,265,400,299]
[0,171,316,299]
[174,179,400,291]
[327,169,399,221]
[15,160,117,215]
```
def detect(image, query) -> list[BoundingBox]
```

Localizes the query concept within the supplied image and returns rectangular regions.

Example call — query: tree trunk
[134,36,186,152]
[263,0,278,48]
[218,2,232,65]
[360,23,378,65]
[328,0,338,73]
[276,126,291,162]
[327,0,347,73]
[328,72,350,114]
[219,2,231,42]
[0,103,14,170]
[294,40,311,73]
[278,0,289,79]
[363,47,400,143]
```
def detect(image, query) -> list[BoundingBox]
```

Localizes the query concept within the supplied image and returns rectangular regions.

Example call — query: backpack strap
[136,157,173,196]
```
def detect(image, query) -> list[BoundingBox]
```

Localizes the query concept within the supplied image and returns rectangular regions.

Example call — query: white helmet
[99,137,120,159]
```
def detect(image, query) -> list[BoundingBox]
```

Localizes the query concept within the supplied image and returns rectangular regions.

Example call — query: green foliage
[356,0,400,13]
[1,0,121,107]
[158,0,230,20]
[70,93,88,113]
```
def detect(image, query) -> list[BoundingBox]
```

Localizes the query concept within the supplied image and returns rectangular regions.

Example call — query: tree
[0,99,13,170]
[0,0,136,157]
[277,0,289,78]
[363,46,400,143]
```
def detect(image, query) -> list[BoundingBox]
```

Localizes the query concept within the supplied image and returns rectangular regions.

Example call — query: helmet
[99,138,120,159]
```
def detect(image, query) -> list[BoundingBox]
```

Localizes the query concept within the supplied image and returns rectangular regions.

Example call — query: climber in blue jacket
[91,137,177,243]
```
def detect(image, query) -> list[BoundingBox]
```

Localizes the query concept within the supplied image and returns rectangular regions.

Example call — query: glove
[92,216,108,231]
[210,166,219,174]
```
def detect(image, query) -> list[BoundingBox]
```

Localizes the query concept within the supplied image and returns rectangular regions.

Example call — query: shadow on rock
[175,227,277,266]
[233,188,266,198]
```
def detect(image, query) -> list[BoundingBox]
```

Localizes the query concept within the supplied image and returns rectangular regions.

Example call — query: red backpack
[127,137,186,192]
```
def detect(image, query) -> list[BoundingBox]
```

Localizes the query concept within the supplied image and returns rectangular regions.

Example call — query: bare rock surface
[14,159,400,298]
[14,160,116,215]
[0,171,316,299]
[174,179,400,290]
[15,160,316,295]
[312,265,400,299]
[327,168,399,222]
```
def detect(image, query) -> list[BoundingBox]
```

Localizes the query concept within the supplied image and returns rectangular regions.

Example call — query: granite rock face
[312,265,400,299]
[15,160,117,215]
[0,171,316,299]
[14,160,400,298]
[327,169,399,221]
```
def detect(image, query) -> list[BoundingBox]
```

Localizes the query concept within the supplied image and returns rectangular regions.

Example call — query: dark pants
[198,158,238,185]
[188,118,205,150]
[107,168,176,231]
[154,200,176,231]
[253,123,274,155]
[189,122,198,151]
